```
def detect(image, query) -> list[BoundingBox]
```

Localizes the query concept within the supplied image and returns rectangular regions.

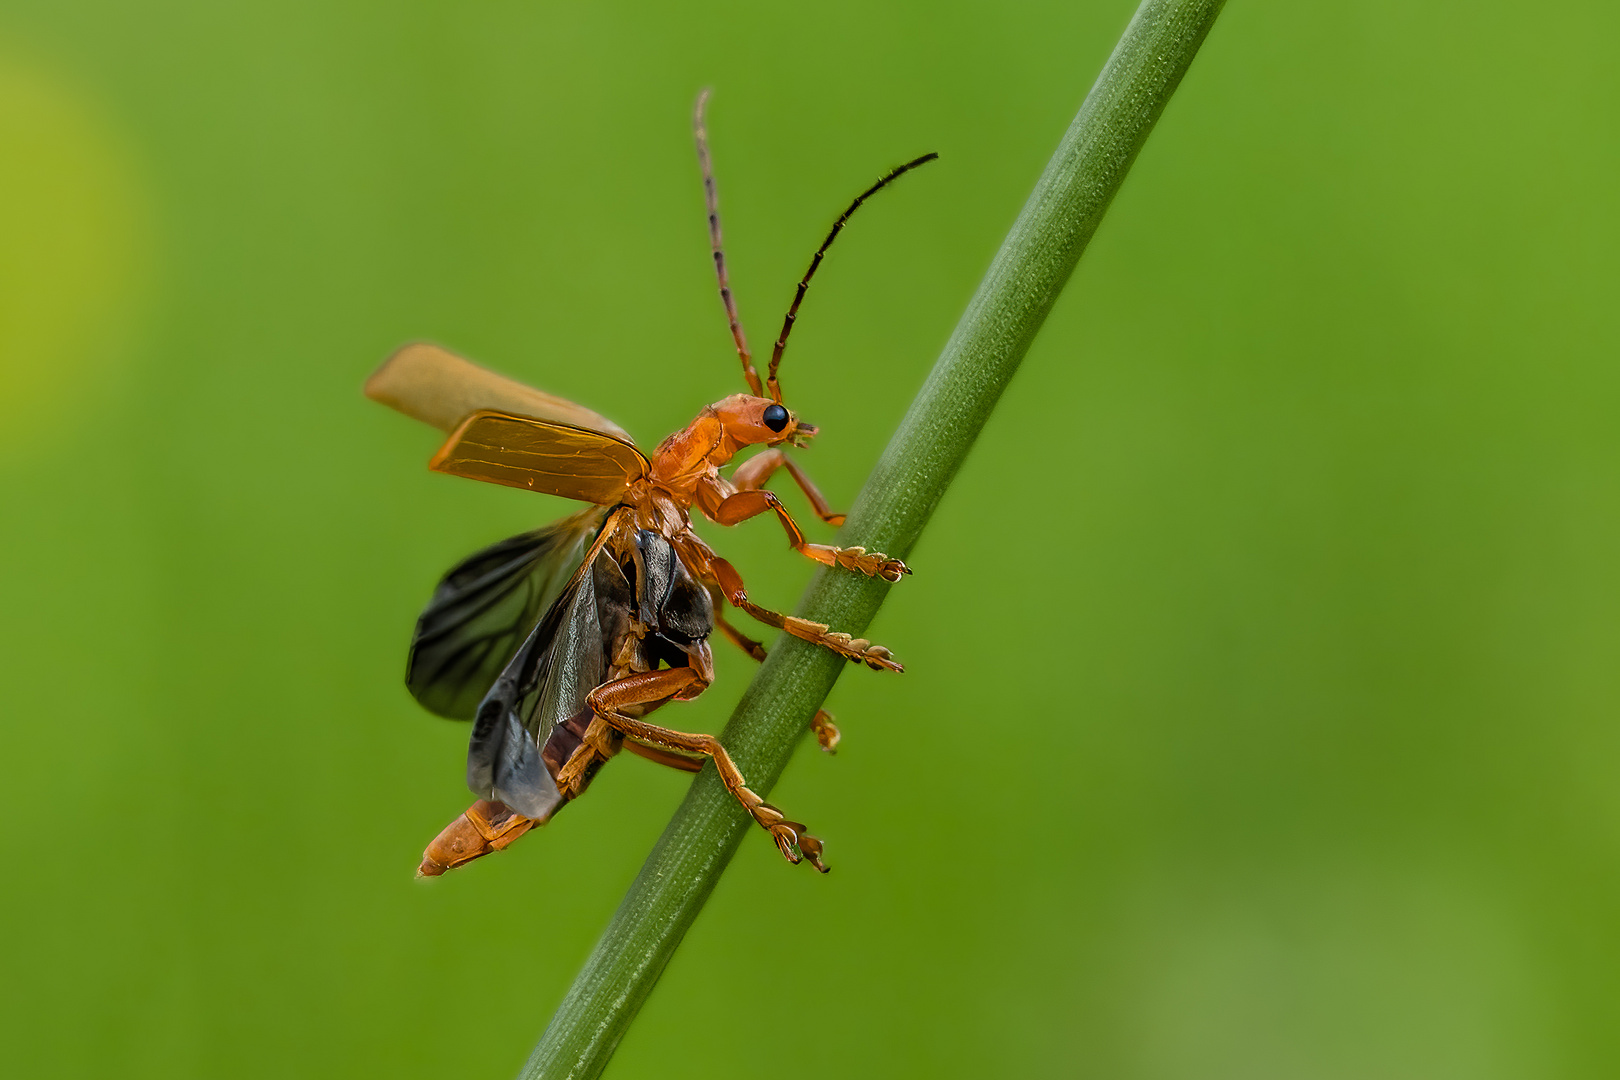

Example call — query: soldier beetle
[368,92,935,876]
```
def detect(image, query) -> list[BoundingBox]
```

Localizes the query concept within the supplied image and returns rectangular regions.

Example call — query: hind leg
[584,668,829,871]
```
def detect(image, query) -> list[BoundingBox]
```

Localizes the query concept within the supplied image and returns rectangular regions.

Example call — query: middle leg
[710,590,769,662]
[700,554,904,673]
[711,593,841,752]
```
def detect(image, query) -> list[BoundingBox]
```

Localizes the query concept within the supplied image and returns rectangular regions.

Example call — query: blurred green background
[3,0,1618,1076]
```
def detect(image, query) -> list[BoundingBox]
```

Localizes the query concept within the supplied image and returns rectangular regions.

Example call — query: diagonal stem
[520,2,1226,1075]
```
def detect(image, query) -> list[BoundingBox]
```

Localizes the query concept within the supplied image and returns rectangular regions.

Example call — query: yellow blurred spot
[0,49,147,445]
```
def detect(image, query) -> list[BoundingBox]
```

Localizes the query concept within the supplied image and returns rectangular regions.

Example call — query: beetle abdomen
[630,529,713,648]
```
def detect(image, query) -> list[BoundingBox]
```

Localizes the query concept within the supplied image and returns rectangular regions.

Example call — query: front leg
[730,448,846,526]
[697,479,910,582]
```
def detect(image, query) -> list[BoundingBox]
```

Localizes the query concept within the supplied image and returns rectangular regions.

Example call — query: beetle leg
[735,597,903,672]
[701,484,910,582]
[810,710,841,753]
[710,591,769,661]
[694,554,904,673]
[585,667,829,871]
[555,713,623,795]
[707,591,841,751]
[623,740,705,772]
[730,448,846,526]
[723,619,842,750]
[809,542,909,582]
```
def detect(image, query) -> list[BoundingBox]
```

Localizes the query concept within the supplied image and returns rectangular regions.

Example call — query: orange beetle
[368,92,935,876]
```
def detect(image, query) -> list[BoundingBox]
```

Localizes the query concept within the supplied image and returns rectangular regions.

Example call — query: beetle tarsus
[802,543,910,581]
[814,629,903,673]
[729,599,905,673]
[752,803,830,872]
[811,709,840,752]
[796,830,830,873]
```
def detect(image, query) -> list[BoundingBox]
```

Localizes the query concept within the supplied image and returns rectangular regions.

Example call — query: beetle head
[712,393,817,449]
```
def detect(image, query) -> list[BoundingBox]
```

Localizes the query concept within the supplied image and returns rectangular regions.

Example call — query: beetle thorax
[647,393,801,492]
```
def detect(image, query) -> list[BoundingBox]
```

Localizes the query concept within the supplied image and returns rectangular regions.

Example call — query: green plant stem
[520,2,1225,1075]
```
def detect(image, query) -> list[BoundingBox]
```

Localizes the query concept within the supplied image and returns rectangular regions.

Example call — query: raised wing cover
[430,411,649,504]
[365,342,633,442]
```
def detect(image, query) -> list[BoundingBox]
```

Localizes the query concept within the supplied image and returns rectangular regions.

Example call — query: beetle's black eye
[762,404,790,432]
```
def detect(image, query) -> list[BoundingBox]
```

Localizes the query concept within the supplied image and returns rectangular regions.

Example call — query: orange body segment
[418,799,539,877]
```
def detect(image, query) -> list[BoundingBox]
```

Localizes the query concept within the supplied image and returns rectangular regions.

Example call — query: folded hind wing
[406,506,607,721]
[467,514,633,820]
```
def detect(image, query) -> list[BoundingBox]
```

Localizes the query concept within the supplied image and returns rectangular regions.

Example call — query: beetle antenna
[693,90,764,397]
[766,151,938,402]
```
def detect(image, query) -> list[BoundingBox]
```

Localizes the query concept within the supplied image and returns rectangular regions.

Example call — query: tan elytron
[431,412,650,504]
[376,91,937,877]
[366,342,632,440]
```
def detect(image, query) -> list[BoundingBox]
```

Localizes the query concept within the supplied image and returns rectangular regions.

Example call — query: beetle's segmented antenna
[694,90,764,397]
[766,152,939,402]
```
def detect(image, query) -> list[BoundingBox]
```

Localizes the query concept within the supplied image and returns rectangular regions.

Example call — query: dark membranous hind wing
[406,506,607,720]
[465,546,635,820]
